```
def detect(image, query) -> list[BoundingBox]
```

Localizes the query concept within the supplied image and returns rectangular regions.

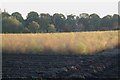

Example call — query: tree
[12,12,24,22]
[28,21,40,33]
[39,13,52,32]
[53,13,66,32]
[47,24,56,33]
[22,27,30,33]
[1,11,120,32]
[100,15,112,30]
[89,13,101,30]
[78,13,90,31]
[112,14,119,29]
[26,11,39,26]
[64,23,73,32]
[80,13,89,19]
[76,13,90,31]
[2,12,10,19]
[2,16,23,33]
[65,14,76,32]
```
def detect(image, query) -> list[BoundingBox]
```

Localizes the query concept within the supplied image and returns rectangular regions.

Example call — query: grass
[1,30,119,55]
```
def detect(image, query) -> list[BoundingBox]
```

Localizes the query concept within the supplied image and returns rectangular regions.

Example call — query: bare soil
[2,47,119,79]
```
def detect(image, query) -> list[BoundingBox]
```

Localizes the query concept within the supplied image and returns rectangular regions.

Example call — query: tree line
[1,11,120,33]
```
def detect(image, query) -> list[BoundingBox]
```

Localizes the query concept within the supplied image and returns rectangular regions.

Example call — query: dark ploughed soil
[2,47,119,79]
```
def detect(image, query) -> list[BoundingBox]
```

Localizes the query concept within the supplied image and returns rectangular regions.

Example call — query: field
[2,47,119,78]
[1,30,119,55]
[1,30,120,79]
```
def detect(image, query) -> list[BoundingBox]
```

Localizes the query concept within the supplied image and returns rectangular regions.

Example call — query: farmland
[1,30,120,79]
[1,2,120,79]
[2,47,119,78]
[1,30,119,55]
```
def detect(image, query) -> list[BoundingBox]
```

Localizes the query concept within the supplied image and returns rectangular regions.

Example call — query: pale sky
[0,0,119,19]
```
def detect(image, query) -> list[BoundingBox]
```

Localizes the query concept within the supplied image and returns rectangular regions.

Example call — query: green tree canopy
[89,13,100,30]
[53,13,66,31]
[2,16,23,33]
[2,11,120,33]
[100,15,113,30]
[12,12,24,22]
[28,21,40,33]
[112,14,119,29]
[26,11,39,26]
[80,13,89,19]
[47,24,56,33]
[2,12,10,19]
[39,13,52,32]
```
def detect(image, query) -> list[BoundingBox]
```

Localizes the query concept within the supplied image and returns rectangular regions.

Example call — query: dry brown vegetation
[1,30,119,55]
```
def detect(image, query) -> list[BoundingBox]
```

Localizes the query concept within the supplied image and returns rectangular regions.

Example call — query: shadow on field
[2,47,119,79]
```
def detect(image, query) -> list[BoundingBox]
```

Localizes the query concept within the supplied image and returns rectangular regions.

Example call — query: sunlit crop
[1,30,119,55]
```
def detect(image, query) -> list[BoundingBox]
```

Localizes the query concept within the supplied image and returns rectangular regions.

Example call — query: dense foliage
[1,11,120,33]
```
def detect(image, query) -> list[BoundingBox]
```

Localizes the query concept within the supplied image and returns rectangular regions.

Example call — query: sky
[0,0,119,19]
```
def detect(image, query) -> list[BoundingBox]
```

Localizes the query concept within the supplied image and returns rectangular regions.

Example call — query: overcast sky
[0,0,119,19]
